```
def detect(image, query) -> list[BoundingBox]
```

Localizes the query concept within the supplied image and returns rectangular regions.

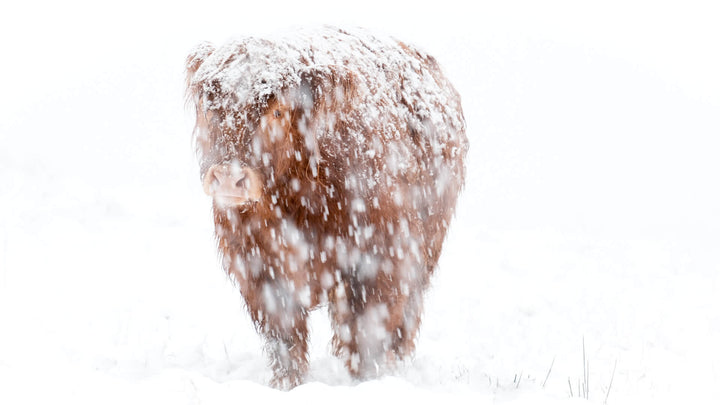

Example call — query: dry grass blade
[604,359,618,405]
[542,356,555,388]
[583,337,589,399]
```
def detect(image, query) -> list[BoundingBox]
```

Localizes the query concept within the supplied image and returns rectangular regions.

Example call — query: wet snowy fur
[186,27,468,390]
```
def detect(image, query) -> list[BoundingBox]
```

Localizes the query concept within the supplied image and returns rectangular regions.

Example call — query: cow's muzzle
[203,163,262,207]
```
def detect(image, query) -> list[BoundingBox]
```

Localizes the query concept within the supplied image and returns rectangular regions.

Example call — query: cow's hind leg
[329,264,427,379]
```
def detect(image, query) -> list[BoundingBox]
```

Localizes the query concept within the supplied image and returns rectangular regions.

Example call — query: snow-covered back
[187,26,464,136]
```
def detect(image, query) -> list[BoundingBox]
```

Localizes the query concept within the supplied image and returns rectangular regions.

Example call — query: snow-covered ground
[1,1,718,403]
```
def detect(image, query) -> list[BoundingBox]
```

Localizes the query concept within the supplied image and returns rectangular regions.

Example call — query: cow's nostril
[235,174,247,188]
[206,172,221,190]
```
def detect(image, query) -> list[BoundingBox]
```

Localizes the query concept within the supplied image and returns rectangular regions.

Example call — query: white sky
[2,0,719,236]
[2,0,718,103]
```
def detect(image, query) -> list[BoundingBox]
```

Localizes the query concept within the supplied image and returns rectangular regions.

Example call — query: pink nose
[203,164,262,206]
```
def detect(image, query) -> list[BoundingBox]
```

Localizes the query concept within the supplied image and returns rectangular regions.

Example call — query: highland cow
[186,27,468,389]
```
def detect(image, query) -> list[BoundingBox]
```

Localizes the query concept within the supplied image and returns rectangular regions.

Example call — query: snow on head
[186,26,468,390]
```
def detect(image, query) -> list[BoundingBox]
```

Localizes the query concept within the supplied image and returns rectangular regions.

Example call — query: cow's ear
[186,42,215,86]
[297,65,357,111]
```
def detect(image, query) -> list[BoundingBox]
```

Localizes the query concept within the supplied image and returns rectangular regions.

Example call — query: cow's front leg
[243,278,310,390]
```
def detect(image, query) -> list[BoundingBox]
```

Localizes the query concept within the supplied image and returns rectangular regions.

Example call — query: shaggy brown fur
[186,27,467,389]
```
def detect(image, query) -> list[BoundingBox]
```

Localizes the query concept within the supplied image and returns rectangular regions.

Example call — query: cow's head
[186,41,358,210]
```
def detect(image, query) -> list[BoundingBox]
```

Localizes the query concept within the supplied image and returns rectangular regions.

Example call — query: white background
[1,1,718,403]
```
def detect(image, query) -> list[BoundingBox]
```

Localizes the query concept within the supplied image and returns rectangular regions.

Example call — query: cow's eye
[274,110,281,118]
